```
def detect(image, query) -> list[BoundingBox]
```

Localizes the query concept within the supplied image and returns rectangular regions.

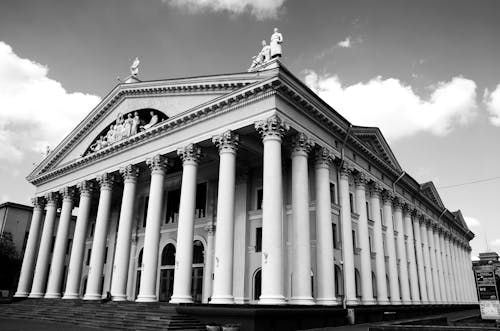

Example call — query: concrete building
[14,59,477,305]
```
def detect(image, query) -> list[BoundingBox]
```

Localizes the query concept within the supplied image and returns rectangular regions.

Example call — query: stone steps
[0,299,206,330]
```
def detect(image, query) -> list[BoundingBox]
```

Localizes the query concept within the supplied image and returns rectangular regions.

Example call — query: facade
[14,59,477,305]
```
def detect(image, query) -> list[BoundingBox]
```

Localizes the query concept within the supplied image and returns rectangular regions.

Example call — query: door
[159,269,174,302]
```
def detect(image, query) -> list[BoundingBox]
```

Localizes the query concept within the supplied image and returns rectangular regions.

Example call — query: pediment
[351,126,402,171]
[420,181,445,209]
[28,72,268,181]
[452,210,469,230]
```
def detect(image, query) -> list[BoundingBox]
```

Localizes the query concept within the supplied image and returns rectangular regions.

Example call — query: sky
[1,0,499,259]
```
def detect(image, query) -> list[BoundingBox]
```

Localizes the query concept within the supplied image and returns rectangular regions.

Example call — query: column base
[136,294,158,302]
[289,296,315,305]
[111,294,128,302]
[258,295,286,305]
[377,298,391,305]
[316,297,341,306]
[44,292,61,299]
[28,292,45,298]
[233,297,250,304]
[360,298,377,305]
[400,300,413,305]
[346,298,360,306]
[83,293,103,301]
[62,293,80,300]
[14,291,29,298]
[390,300,402,305]
[169,294,193,304]
[210,295,235,304]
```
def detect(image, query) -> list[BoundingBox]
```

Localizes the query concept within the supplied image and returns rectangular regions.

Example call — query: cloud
[0,41,100,163]
[337,37,352,48]
[490,239,500,248]
[484,83,500,126]
[304,70,478,142]
[162,0,286,20]
[464,216,480,228]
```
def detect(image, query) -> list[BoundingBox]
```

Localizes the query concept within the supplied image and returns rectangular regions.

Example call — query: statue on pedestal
[248,28,284,71]
[270,27,283,58]
[249,40,271,71]
[130,57,140,77]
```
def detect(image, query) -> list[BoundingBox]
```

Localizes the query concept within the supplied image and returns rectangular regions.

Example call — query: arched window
[193,240,204,264]
[191,240,205,303]
[355,268,361,298]
[372,272,377,298]
[253,269,262,301]
[161,244,176,266]
[335,265,344,298]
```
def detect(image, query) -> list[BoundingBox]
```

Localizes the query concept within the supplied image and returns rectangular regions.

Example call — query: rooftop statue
[248,28,283,72]
[248,40,271,71]
[130,57,140,76]
[270,27,283,58]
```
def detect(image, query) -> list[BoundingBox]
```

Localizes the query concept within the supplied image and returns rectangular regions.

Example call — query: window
[335,265,343,297]
[66,239,72,255]
[349,193,354,213]
[192,240,204,264]
[89,222,95,238]
[161,244,176,266]
[142,196,149,227]
[166,188,181,224]
[255,227,262,252]
[86,249,91,265]
[104,246,108,264]
[195,183,207,218]
[369,235,373,253]
[366,201,370,219]
[352,230,357,249]
[372,272,377,298]
[256,188,263,210]
[329,183,336,205]
[355,268,361,298]
[51,236,56,252]
[332,223,337,249]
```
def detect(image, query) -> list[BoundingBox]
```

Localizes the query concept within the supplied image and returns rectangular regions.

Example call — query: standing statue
[131,111,140,135]
[270,27,283,58]
[248,40,271,71]
[141,111,159,131]
[130,57,140,76]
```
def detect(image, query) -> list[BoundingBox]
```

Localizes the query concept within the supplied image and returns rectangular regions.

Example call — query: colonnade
[15,115,477,305]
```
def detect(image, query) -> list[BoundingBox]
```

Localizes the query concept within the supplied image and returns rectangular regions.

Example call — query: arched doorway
[159,243,175,301]
[253,269,262,301]
[135,248,143,299]
[191,240,204,303]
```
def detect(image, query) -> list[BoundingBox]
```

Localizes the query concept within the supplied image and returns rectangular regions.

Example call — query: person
[248,40,271,71]
[270,27,283,58]
[141,111,159,131]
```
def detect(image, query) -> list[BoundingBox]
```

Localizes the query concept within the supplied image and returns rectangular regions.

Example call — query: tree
[0,232,22,291]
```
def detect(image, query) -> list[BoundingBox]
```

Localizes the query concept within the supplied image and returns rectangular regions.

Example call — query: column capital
[290,132,315,156]
[254,115,290,141]
[120,164,140,181]
[177,144,202,165]
[96,173,114,190]
[338,161,353,179]
[381,190,395,205]
[77,180,94,196]
[369,182,383,197]
[45,192,60,206]
[314,147,334,168]
[213,130,239,154]
[146,155,168,174]
[31,196,46,210]
[402,203,413,215]
[60,187,76,202]
[392,197,403,211]
[354,172,369,188]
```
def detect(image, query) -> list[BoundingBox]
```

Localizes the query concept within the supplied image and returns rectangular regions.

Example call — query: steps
[0,299,206,330]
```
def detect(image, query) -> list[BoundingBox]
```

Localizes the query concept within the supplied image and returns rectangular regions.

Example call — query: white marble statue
[123,113,133,138]
[130,57,140,76]
[141,111,159,131]
[107,125,116,144]
[270,27,283,58]
[131,112,140,135]
[249,40,271,71]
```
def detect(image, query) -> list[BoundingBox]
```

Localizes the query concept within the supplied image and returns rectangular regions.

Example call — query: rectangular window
[256,188,263,210]
[352,230,357,249]
[366,201,370,220]
[332,223,337,249]
[89,222,95,238]
[369,235,373,252]
[66,239,72,255]
[349,193,354,213]
[86,249,91,265]
[166,188,181,224]
[142,196,149,227]
[195,182,207,218]
[255,227,262,252]
[329,183,336,205]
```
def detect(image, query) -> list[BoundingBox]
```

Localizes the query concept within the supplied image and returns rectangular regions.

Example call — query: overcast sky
[1,0,499,259]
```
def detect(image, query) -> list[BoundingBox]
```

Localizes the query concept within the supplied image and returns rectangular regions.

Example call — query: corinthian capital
[146,155,168,174]
[369,182,382,197]
[60,187,76,202]
[314,147,334,168]
[96,173,114,190]
[77,180,94,196]
[392,197,403,211]
[32,196,46,210]
[381,190,395,205]
[120,164,140,181]
[254,115,290,140]
[290,132,315,155]
[338,160,352,178]
[177,144,202,165]
[354,172,368,188]
[45,192,60,206]
[212,130,239,154]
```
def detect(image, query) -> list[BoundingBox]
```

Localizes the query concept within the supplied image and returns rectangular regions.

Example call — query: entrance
[191,240,204,303]
[159,243,175,302]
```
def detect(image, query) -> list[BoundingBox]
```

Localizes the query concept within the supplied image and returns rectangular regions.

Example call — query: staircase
[0,299,206,330]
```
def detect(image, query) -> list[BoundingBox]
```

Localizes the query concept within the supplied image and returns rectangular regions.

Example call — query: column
[444,233,457,303]
[111,165,139,301]
[451,239,463,303]
[438,229,452,303]
[63,181,93,299]
[412,212,427,303]
[314,148,337,305]
[382,191,400,304]
[15,197,46,297]
[455,242,466,303]
[339,162,357,305]
[211,131,239,304]
[394,200,411,304]
[252,116,288,305]
[354,172,375,305]
[370,183,389,304]
[288,133,315,304]
[170,144,202,304]
[84,173,114,300]
[203,225,215,303]
[433,226,447,303]
[137,156,167,302]
[459,244,469,302]
[403,205,420,303]
[420,217,435,303]
[45,187,75,298]
[29,192,59,298]
[427,222,441,303]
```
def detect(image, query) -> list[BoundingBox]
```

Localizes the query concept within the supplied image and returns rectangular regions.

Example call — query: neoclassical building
[15,59,477,306]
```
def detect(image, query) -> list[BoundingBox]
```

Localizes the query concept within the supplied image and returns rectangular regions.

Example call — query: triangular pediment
[351,126,402,171]
[452,210,469,231]
[28,71,272,181]
[420,181,445,209]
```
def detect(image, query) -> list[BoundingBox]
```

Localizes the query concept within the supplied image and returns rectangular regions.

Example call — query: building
[14,57,477,306]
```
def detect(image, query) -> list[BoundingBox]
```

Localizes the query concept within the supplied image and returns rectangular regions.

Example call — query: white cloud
[304,71,478,142]
[162,0,286,20]
[0,41,101,163]
[484,83,500,126]
[337,37,352,48]
[490,239,500,248]
[464,216,480,228]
